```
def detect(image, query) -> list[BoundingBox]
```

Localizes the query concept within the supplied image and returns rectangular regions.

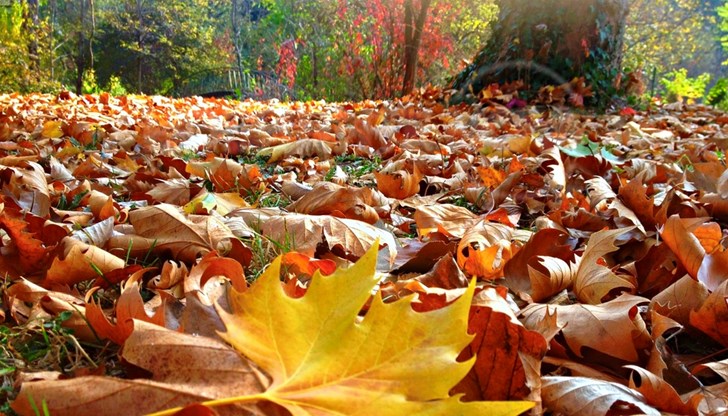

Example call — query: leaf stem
[145,393,269,416]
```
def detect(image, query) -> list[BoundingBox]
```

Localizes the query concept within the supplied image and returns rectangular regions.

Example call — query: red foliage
[335,0,454,98]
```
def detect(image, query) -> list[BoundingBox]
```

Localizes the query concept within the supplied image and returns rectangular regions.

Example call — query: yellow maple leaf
[41,120,64,138]
[155,244,533,415]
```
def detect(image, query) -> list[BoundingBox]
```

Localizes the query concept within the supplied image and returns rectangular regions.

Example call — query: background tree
[94,0,223,94]
[52,0,96,94]
[625,0,724,90]
[450,0,631,105]
[0,1,57,93]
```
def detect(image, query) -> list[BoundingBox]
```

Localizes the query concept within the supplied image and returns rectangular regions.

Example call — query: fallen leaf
[413,203,479,238]
[256,211,397,264]
[452,288,547,403]
[503,228,575,302]
[626,365,700,415]
[457,220,514,279]
[256,138,333,162]
[521,294,650,362]
[107,204,248,264]
[573,227,635,304]
[287,181,387,224]
[660,215,708,280]
[45,237,127,286]
[0,161,51,217]
[375,163,423,199]
[541,376,660,416]
[86,269,167,344]
[207,243,533,415]
[690,279,728,347]
[11,321,270,416]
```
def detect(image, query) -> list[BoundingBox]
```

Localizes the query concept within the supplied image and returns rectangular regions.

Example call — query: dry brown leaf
[626,365,700,415]
[0,202,60,275]
[521,294,650,362]
[256,138,333,162]
[4,279,96,341]
[698,248,728,292]
[86,269,166,344]
[0,161,51,217]
[257,211,397,264]
[413,203,479,238]
[651,275,709,326]
[11,321,270,416]
[45,237,127,286]
[107,204,248,264]
[146,178,192,205]
[452,288,547,404]
[375,164,423,199]
[503,228,574,302]
[690,279,728,347]
[660,215,708,280]
[541,376,660,416]
[573,227,635,304]
[287,181,387,224]
[180,253,247,338]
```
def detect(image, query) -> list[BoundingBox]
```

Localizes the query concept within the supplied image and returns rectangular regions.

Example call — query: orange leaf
[86,269,166,344]
[281,252,337,276]
[457,220,514,279]
[452,288,547,403]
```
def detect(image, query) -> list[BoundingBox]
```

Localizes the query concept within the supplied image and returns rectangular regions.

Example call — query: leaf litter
[1,90,728,415]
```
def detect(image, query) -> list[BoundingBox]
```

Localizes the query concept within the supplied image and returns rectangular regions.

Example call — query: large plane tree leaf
[176,244,533,416]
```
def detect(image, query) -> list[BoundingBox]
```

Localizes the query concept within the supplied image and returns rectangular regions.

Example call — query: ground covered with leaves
[1,90,728,415]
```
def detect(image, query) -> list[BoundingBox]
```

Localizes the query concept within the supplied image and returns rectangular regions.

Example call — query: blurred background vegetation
[0,0,726,107]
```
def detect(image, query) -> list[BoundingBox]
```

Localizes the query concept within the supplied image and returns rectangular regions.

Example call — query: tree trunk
[73,0,95,95]
[450,0,630,105]
[401,0,431,95]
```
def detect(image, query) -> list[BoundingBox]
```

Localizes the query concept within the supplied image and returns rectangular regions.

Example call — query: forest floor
[1,90,728,415]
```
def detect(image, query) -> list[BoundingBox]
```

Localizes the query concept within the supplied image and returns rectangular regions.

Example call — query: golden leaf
[164,244,533,415]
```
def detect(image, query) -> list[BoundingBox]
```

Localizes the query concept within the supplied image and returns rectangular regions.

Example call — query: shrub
[660,68,710,103]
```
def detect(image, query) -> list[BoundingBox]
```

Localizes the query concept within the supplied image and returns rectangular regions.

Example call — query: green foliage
[94,0,226,94]
[82,69,100,94]
[718,1,728,63]
[1,311,74,407]
[625,0,722,89]
[105,75,128,96]
[707,77,728,110]
[0,2,59,93]
[660,68,711,103]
